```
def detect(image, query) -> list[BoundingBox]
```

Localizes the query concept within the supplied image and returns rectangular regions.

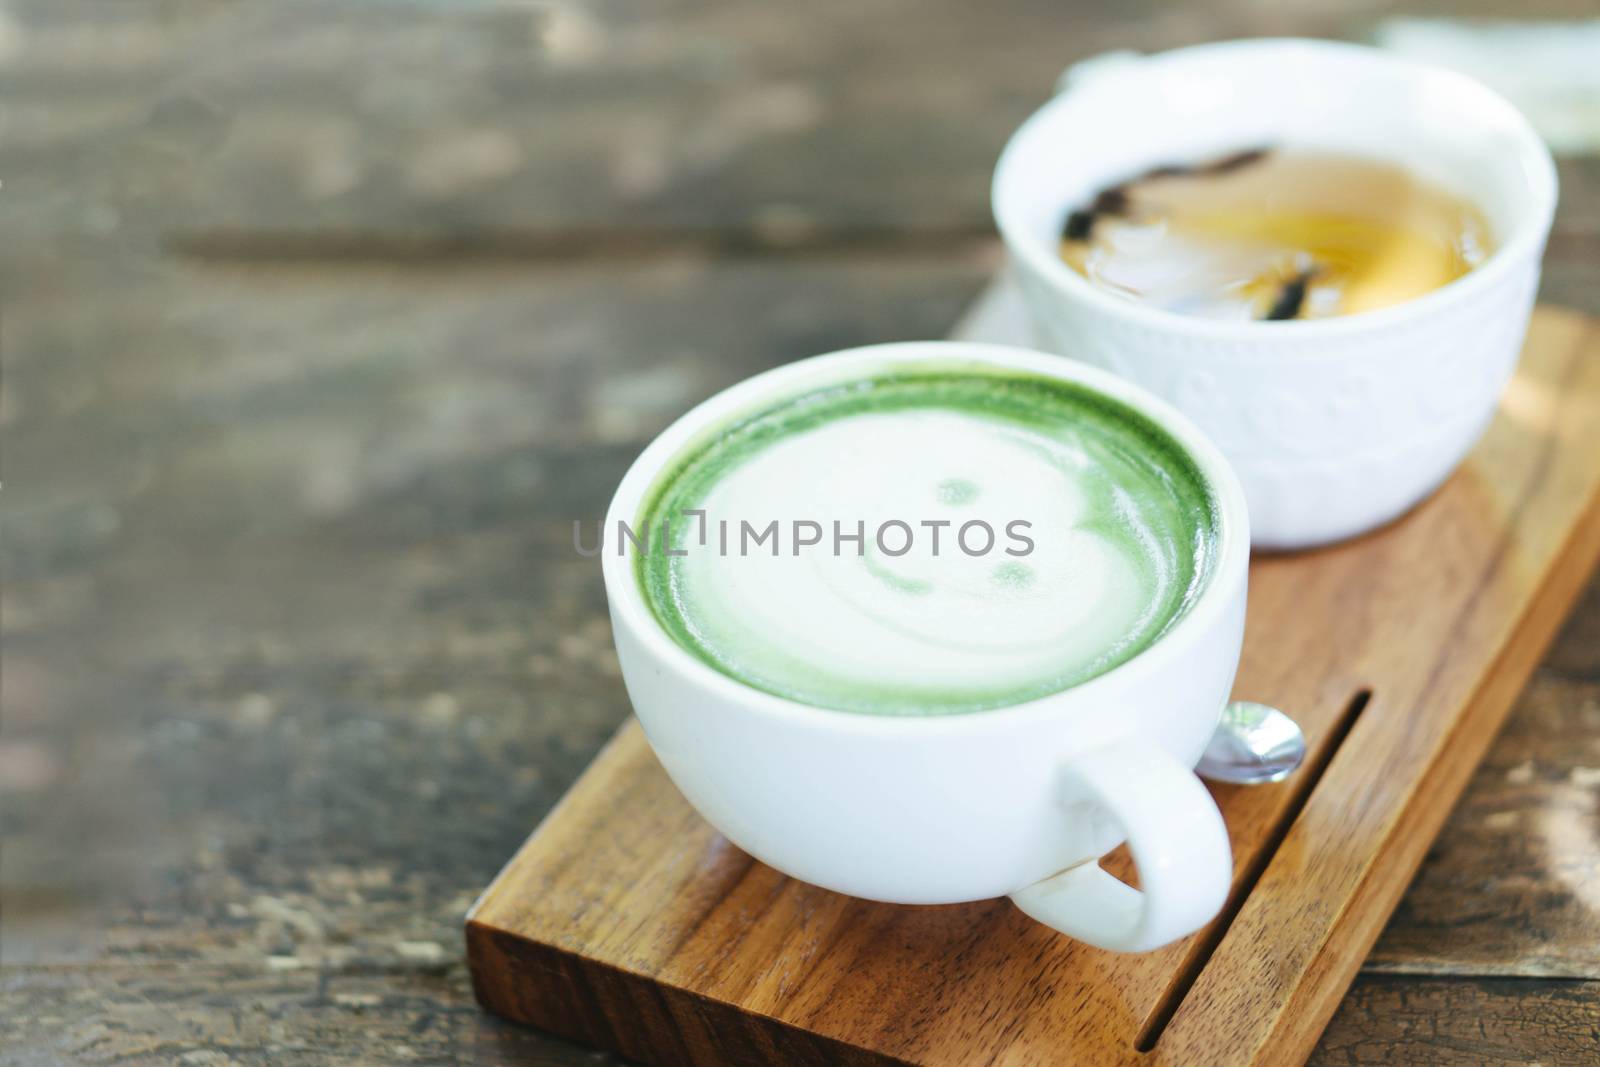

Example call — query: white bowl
[993,39,1558,549]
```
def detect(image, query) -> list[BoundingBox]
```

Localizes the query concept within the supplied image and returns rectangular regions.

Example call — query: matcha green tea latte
[634,368,1219,716]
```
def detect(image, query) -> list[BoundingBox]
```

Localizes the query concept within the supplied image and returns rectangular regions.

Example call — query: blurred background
[2,2,1598,1064]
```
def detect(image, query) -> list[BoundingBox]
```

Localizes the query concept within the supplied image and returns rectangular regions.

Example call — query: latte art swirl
[636,369,1218,716]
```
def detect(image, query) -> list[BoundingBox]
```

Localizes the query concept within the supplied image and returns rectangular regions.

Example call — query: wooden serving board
[467,285,1600,1067]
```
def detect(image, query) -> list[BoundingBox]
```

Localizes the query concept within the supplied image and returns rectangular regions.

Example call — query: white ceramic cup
[601,341,1250,952]
[994,39,1558,549]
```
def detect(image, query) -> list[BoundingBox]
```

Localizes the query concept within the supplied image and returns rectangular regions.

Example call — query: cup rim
[601,341,1251,735]
[991,37,1559,347]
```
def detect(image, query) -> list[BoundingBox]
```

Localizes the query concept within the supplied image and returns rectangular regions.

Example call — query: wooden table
[3,3,1597,1064]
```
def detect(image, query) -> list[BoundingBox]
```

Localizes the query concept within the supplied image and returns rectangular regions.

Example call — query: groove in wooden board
[467,304,1600,1067]
[1135,689,1374,1052]
[1154,309,1600,1066]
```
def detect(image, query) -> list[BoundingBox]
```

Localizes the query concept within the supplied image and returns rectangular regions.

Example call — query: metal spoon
[1197,701,1306,785]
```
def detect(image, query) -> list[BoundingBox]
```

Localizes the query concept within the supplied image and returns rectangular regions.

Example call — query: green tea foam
[635,367,1219,716]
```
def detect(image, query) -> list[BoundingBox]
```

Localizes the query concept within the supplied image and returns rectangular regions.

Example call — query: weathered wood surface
[6,966,1596,1067]
[7,2,1600,269]
[4,0,1600,1064]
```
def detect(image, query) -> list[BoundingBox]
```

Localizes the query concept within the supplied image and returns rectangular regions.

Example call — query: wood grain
[0,253,985,1067]
[1365,669,1600,977]
[1313,974,1600,1066]
[467,304,1600,1067]
[7,1,1599,289]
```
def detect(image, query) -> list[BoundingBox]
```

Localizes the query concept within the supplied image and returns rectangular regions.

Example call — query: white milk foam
[671,409,1163,710]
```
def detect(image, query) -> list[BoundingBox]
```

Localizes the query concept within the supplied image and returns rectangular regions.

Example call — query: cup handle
[1009,741,1232,952]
